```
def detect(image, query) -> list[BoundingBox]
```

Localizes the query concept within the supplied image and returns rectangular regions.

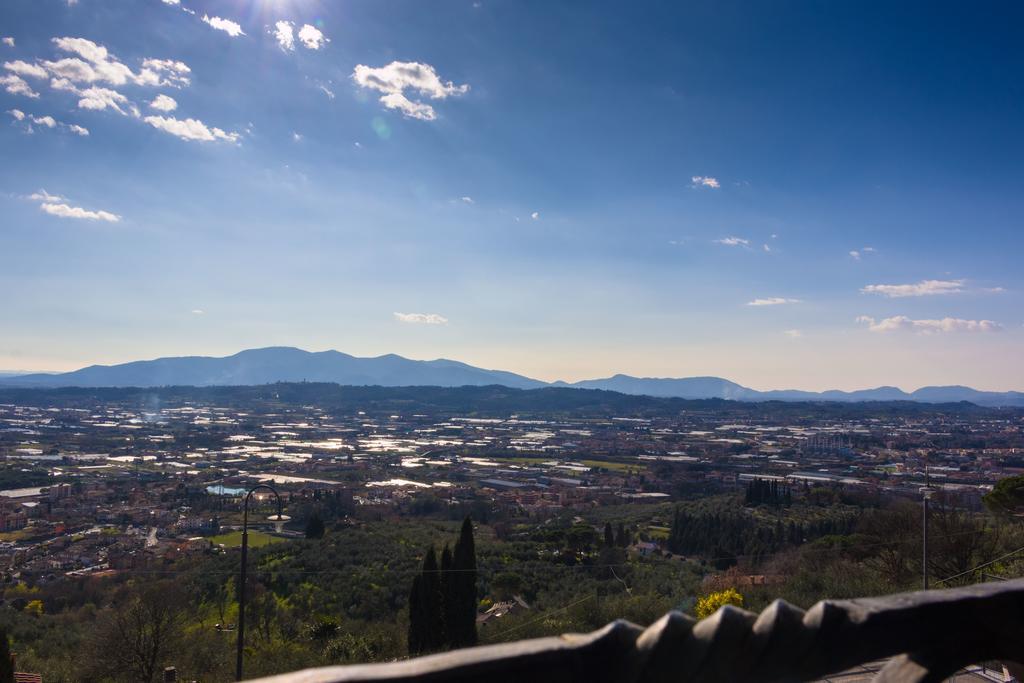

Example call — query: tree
[85,582,186,683]
[305,512,325,539]
[984,475,1024,518]
[0,628,13,683]
[616,522,630,547]
[695,588,744,619]
[408,546,444,655]
[440,544,454,645]
[449,517,478,648]
[604,522,615,548]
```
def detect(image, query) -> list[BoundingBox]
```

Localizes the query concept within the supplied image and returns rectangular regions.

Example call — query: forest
[1,481,1023,682]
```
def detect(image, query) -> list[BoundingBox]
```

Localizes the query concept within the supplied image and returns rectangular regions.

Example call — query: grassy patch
[209,529,281,548]
[580,459,646,473]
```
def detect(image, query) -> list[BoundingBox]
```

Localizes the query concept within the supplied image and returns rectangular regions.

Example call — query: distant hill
[2,347,1022,406]
[2,347,546,390]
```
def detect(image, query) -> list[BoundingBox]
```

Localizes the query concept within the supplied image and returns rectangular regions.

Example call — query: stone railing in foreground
[250,579,1024,683]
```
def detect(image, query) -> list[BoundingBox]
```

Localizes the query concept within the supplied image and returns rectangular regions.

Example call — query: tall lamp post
[921,464,933,591]
[236,484,290,681]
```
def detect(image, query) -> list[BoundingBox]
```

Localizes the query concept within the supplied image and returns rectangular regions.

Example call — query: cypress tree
[616,522,629,547]
[450,516,478,648]
[408,546,445,654]
[407,574,424,655]
[421,546,444,651]
[440,544,454,646]
[603,522,614,548]
[304,512,325,539]
[0,627,15,683]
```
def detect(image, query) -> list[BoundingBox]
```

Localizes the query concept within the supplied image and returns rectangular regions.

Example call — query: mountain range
[2,347,1022,406]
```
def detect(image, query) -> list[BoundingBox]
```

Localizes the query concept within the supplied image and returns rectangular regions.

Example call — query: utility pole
[922,462,932,591]
[236,484,289,681]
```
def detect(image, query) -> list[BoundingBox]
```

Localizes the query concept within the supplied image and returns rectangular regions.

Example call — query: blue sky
[1,0,1022,390]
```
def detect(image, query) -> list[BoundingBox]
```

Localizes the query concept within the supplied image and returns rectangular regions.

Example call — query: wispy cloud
[747,297,801,306]
[861,279,964,298]
[77,87,133,115]
[460,196,474,204]
[849,246,876,260]
[783,329,803,338]
[9,109,88,135]
[856,315,1001,334]
[202,15,245,37]
[531,211,540,220]
[30,189,120,222]
[144,115,240,143]
[352,61,468,121]
[714,236,749,247]
[393,312,448,325]
[2,38,14,48]
[0,74,40,98]
[4,60,48,79]
[691,175,720,189]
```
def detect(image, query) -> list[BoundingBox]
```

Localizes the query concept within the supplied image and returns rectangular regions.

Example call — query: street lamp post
[236,484,290,681]
[921,464,933,591]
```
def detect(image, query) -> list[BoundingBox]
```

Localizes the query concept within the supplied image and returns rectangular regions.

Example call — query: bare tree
[84,582,186,683]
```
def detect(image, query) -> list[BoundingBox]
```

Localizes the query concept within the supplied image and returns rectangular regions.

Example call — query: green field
[208,529,282,548]
[580,459,646,473]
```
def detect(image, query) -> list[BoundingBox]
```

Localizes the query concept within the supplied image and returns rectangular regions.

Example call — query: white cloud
[4,60,48,79]
[849,250,861,260]
[272,21,295,51]
[0,74,40,98]
[162,0,180,4]
[318,83,335,99]
[783,329,803,338]
[203,15,245,37]
[850,246,876,260]
[144,114,240,143]
[762,243,772,253]
[352,61,468,120]
[714,236,749,247]
[856,315,1001,334]
[149,94,178,112]
[531,211,540,220]
[292,131,302,142]
[37,198,120,222]
[11,111,89,136]
[138,59,191,88]
[747,297,801,306]
[691,175,720,189]
[297,24,328,50]
[861,279,965,298]
[77,87,132,115]
[29,189,63,203]
[50,37,135,85]
[40,38,190,90]
[393,312,448,325]
[2,38,14,48]
[191,309,204,315]
[460,196,474,204]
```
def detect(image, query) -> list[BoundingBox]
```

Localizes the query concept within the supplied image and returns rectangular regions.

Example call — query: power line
[935,544,1024,586]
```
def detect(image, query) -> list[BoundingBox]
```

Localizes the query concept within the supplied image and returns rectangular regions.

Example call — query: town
[1,384,1020,584]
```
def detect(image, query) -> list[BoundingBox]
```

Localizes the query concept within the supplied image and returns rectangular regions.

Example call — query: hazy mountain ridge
[3,347,1022,406]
